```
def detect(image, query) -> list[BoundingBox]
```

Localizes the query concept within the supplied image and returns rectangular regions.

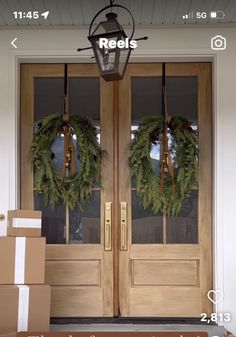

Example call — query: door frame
[8,50,223,319]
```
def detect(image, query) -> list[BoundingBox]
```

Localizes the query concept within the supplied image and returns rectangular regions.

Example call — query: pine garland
[129,115,198,216]
[31,113,102,210]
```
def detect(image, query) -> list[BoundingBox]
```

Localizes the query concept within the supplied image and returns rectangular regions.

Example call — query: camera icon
[211,35,226,50]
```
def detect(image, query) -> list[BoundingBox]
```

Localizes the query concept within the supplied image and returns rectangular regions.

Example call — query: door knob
[0,214,5,221]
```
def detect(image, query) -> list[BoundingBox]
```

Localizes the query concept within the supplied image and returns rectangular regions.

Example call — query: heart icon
[207,290,223,304]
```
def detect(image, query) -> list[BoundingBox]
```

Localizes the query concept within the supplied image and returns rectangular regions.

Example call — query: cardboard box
[0,286,18,333]
[7,227,41,238]
[0,285,51,333]
[0,237,45,285]
[7,210,42,237]
[0,331,16,337]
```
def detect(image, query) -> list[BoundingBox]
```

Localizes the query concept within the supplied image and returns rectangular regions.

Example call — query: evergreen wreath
[31,113,102,210]
[129,115,198,216]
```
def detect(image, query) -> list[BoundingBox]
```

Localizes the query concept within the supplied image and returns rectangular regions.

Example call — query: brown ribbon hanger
[61,64,76,180]
[160,63,175,191]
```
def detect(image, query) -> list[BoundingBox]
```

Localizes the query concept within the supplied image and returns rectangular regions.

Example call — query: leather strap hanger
[61,64,76,180]
[160,63,175,192]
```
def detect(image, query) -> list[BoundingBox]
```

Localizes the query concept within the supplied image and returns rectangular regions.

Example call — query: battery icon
[210,11,225,19]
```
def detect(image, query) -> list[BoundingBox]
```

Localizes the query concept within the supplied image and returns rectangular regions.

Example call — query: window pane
[166,76,198,126]
[70,191,100,244]
[167,191,198,244]
[34,76,101,244]
[35,77,101,121]
[131,77,162,188]
[69,77,101,186]
[132,191,163,244]
[131,76,198,130]
[69,77,100,122]
[166,76,198,243]
[131,77,163,243]
[34,77,64,120]
[35,193,66,244]
[131,77,162,123]
[131,75,198,244]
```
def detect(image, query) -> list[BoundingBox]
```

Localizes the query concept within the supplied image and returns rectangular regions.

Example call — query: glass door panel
[34,76,101,245]
[131,75,198,245]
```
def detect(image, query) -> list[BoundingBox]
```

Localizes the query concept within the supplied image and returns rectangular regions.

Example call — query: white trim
[12,218,41,228]
[8,47,19,210]
[0,222,7,236]
[9,47,223,318]
[212,54,224,322]
[17,285,29,332]
[14,237,26,284]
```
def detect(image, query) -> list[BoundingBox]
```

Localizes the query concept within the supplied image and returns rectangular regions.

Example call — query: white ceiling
[0,0,236,28]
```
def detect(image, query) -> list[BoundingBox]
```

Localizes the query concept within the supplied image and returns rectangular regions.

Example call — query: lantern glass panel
[117,45,131,78]
[93,35,119,72]
[93,21,119,35]
[92,13,123,35]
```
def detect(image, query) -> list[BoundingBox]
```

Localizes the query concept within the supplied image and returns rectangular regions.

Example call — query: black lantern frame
[77,1,147,81]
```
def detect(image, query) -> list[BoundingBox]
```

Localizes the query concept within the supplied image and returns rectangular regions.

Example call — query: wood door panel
[46,244,103,260]
[130,287,201,317]
[119,63,212,317]
[46,260,101,286]
[132,259,199,286]
[50,286,103,317]
[130,245,201,259]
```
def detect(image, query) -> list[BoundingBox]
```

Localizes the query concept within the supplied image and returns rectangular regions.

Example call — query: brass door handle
[120,202,128,251]
[104,202,112,251]
[0,214,5,221]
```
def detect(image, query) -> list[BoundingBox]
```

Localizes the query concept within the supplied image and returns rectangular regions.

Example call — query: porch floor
[51,324,226,336]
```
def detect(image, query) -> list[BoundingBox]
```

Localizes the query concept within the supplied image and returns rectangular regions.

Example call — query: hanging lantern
[77,0,148,81]
[88,12,132,81]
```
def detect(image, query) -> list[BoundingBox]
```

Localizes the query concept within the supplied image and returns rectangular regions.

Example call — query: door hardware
[104,202,112,251]
[120,202,128,250]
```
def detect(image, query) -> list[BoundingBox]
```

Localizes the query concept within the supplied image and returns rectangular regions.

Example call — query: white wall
[0,26,236,332]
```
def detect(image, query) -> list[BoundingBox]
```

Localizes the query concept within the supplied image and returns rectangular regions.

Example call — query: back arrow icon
[11,37,18,48]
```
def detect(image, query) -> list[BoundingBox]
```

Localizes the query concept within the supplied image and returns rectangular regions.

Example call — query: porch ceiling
[0,0,236,29]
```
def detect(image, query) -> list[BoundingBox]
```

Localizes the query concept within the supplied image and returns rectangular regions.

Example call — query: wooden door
[119,63,212,317]
[21,64,114,317]
[21,62,212,318]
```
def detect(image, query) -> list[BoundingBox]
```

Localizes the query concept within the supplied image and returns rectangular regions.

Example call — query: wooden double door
[21,63,212,318]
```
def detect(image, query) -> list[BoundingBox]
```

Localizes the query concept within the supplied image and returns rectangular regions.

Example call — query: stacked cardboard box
[0,210,51,337]
[7,210,42,238]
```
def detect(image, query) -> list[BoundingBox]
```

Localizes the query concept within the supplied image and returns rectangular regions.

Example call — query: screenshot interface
[0,1,236,337]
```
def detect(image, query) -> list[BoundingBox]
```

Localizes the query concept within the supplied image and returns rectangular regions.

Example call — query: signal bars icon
[183,12,194,19]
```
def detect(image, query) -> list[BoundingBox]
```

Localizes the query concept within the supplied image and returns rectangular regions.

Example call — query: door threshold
[51,318,216,325]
